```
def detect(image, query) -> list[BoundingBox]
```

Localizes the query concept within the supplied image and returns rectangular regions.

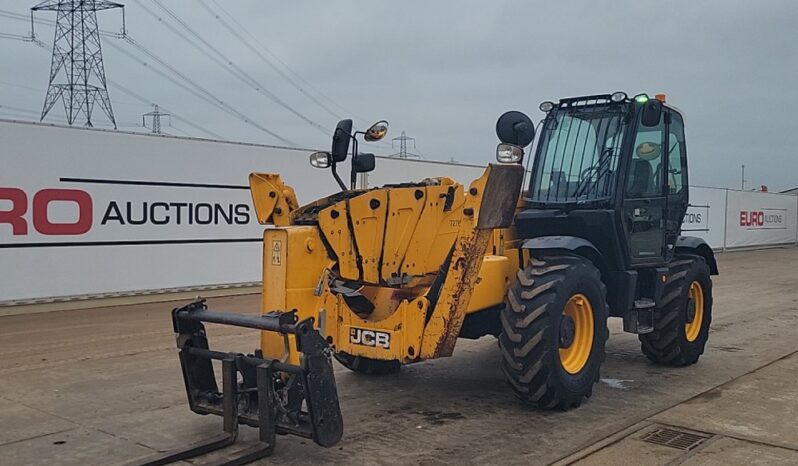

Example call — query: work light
[496,143,523,164]
[309,151,331,168]
[610,91,627,102]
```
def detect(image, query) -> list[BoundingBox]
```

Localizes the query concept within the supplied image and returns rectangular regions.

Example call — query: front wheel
[499,255,609,410]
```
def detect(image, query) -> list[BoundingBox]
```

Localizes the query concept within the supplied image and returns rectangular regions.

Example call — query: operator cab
[515,92,714,332]
[519,92,689,268]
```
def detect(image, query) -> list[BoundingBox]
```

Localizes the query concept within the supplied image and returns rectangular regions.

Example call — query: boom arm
[249,173,299,226]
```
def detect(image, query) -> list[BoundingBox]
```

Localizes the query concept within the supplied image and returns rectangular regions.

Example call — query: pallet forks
[128,299,342,466]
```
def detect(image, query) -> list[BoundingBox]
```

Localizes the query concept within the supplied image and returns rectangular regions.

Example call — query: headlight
[539,101,555,112]
[610,91,627,103]
[496,143,523,164]
[309,151,331,168]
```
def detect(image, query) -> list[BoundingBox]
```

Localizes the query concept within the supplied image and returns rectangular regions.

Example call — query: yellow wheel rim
[685,281,704,342]
[559,294,594,374]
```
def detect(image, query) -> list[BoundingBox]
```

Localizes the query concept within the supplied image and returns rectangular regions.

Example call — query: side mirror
[331,119,353,162]
[364,120,389,142]
[352,153,375,173]
[640,100,663,127]
[496,111,536,148]
[309,151,331,168]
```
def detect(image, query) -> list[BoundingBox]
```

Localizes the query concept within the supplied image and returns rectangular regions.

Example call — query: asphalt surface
[1,247,797,465]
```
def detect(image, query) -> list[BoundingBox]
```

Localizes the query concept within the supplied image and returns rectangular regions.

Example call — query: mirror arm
[330,161,348,191]
[350,136,359,190]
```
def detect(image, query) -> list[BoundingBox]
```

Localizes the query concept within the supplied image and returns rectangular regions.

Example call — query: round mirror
[364,120,389,142]
[496,111,535,147]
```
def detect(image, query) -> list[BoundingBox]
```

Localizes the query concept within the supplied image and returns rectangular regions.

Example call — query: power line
[197,0,343,122]
[167,123,192,137]
[2,7,292,144]
[0,80,42,94]
[0,103,45,121]
[110,35,298,146]
[15,31,226,140]
[0,112,40,121]
[0,104,40,115]
[0,31,33,41]
[0,6,124,36]
[145,0,330,136]
[107,77,225,140]
[132,1,302,141]
[205,0,362,123]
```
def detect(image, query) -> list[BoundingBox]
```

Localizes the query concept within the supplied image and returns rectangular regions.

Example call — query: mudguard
[676,236,719,275]
[521,235,601,256]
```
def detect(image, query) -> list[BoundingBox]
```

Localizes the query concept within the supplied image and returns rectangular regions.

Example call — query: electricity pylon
[31,1,124,128]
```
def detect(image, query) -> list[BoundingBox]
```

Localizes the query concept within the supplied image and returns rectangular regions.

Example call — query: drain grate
[641,428,709,451]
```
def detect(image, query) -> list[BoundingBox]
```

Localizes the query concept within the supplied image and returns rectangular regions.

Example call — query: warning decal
[271,239,282,265]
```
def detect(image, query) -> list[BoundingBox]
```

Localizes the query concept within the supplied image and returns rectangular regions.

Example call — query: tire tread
[639,255,713,366]
[499,255,608,410]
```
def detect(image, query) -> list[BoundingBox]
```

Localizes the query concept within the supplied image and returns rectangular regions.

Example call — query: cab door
[663,110,689,260]
[622,108,667,263]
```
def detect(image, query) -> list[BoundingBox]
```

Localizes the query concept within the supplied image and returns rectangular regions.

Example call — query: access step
[623,299,655,334]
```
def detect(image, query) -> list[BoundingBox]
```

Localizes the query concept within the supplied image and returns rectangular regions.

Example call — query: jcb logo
[349,328,390,349]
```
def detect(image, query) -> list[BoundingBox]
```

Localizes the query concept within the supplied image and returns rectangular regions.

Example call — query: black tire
[639,255,713,366]
[333,352,401,375]
[499,255,609,410]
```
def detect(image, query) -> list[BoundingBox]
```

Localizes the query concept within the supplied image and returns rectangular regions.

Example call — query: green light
[634,93,649,104]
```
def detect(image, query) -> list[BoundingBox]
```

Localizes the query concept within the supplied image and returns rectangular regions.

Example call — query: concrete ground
[1,247,797,465]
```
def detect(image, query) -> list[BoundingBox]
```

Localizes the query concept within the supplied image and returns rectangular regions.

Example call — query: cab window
[626,113,665,198]
[667,112,687,194]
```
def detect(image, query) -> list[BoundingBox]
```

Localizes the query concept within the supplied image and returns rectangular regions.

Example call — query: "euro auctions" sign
[739,209,786,230]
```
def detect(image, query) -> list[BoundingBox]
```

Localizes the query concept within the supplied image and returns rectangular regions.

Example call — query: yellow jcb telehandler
[135,92,717,465]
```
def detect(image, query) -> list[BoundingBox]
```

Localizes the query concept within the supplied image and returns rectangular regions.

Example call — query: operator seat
[550,171,568,199]
[628,159,654,197]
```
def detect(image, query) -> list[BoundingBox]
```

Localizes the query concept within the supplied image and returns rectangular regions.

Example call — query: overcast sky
[1,0,797,190]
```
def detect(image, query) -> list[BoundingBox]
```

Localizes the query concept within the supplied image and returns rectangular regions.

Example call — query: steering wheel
[574,148,613,197]
[579,165,600,182]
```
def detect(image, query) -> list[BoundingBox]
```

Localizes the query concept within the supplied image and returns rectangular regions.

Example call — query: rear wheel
[499,255,608,410]
[639,255,713,365]
[333,352,401,375]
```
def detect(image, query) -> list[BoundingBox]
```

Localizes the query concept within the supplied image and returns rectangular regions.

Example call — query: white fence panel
[0,120,338,303]
[682,186,727,249]
[725,189,798,248]
[2,120,797,304]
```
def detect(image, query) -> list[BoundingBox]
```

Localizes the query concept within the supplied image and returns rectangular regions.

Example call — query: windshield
[530,103,630,203]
